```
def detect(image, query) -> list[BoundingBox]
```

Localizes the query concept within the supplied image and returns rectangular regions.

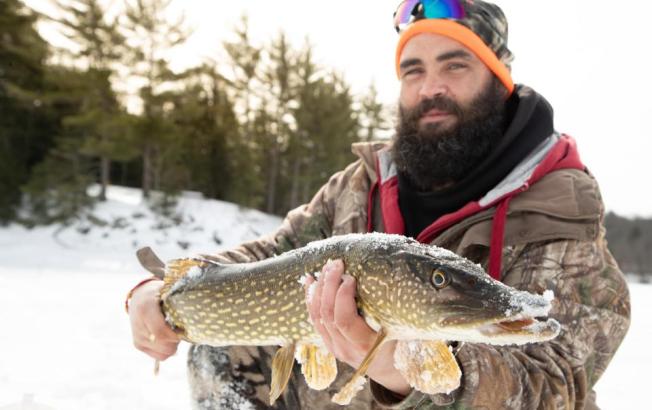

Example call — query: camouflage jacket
[188,137,630,410]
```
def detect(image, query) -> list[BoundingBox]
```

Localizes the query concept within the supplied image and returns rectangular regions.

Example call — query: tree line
[0,0,390,225]
[604,212,652,279]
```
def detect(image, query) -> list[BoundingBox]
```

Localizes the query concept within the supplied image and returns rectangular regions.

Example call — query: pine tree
[221,28,374,215]
[221,16,265,208]
[48,0,129,200]
[286,44,318,209]
[122,0,190,198]
[259,32,297,214]
[291,67,360,209]
[223,15,262,135]
[359,83,391,142]
[21,65,100,224]
[166,63,240,199]
[0,0,54,222]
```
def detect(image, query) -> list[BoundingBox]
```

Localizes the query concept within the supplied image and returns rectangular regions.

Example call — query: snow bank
[0,185,282,274]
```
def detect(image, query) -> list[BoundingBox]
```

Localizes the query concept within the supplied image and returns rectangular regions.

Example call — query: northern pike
[136,233,561,405]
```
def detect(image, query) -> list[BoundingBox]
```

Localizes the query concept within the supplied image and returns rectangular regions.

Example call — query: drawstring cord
[488,196,514,280]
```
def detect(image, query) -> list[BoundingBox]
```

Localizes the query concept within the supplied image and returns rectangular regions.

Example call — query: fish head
[373,244,561,346]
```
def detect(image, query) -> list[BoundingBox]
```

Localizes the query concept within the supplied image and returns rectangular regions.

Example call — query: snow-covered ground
[0,187,282,410]
[0,186,646,409]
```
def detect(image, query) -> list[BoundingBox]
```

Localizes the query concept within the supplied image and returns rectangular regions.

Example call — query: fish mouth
[473,313,561,344]
[436,307,561,345]
[432,287,561,344]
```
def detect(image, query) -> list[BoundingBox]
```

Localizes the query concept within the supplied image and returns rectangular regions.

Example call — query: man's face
[393,33,507,190]
[398,33,497,131]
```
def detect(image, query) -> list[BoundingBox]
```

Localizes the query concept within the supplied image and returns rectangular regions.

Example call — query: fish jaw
[386,286,561,346]
[473,317,561,345]
[387,315,560,346]
[470,287,561,344]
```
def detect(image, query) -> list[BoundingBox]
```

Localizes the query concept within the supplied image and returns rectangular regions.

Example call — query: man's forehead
[400,33,479,63]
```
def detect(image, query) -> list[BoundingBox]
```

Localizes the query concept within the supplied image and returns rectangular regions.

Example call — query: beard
[392,78,507,191]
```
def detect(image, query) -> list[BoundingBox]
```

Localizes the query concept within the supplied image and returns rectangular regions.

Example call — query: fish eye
[431,269,450,290]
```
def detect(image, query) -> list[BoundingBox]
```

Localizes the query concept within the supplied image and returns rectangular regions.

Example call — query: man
[127,0,630,408]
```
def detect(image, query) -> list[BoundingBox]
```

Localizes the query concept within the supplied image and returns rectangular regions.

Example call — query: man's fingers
[306,273,323,323]
[129,279,180,343]
[319,259,344,323]
[334,275,376,347]
[135,323,179,358]
[304,273,335,351]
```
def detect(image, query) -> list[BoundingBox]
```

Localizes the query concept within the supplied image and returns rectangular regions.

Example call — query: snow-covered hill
[0,186,645,409]
[0,186,283,274]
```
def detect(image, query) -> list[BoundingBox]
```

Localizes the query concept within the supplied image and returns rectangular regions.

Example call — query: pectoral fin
[332,328,388,405]
[296,343,337,390]
[270,343,296,405]
[393,340,461,395]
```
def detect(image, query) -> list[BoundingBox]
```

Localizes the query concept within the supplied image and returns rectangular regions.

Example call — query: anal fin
[332,328,388,405]
[296,343,337,390]
[394,340,461,395]
[270,343,296,405]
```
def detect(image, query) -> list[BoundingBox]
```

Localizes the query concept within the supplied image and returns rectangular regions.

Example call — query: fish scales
[163,234,377,346]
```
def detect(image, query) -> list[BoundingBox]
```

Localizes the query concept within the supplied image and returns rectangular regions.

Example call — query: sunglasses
[393,0,466,33]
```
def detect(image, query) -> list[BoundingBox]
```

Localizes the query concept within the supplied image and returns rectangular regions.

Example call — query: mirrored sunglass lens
[422,0,465,20]
[394,0,421,31]
[394,0,465,32]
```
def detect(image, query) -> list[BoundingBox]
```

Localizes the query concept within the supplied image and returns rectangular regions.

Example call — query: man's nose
[419,73,448,100]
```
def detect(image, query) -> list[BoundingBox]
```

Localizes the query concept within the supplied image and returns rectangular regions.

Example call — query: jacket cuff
[369,380,456,409]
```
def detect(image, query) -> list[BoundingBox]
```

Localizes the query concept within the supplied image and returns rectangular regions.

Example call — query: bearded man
[126,1,630,408]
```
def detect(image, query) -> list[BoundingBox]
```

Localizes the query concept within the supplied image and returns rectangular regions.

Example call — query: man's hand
[128,279,181,361]
[304,259,412,396]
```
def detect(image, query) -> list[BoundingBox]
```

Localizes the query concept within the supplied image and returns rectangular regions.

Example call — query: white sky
[25,0,652,217]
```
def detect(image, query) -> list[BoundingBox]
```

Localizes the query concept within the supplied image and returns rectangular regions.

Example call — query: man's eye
[448,63,466,70]
[403,68,422,77]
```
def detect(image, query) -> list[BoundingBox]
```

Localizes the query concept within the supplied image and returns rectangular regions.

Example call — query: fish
[136,232,561,405]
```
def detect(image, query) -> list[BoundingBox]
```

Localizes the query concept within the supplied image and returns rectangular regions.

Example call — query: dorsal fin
[160,257,208,296]
[136,247,210,296]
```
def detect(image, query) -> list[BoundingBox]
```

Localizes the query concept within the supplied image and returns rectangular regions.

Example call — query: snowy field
[0,187,647,409]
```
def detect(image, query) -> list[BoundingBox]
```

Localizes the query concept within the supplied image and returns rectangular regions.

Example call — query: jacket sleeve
[372,233,631,409]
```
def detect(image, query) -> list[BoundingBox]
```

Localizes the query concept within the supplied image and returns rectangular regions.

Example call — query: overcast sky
[26,0,652,217]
